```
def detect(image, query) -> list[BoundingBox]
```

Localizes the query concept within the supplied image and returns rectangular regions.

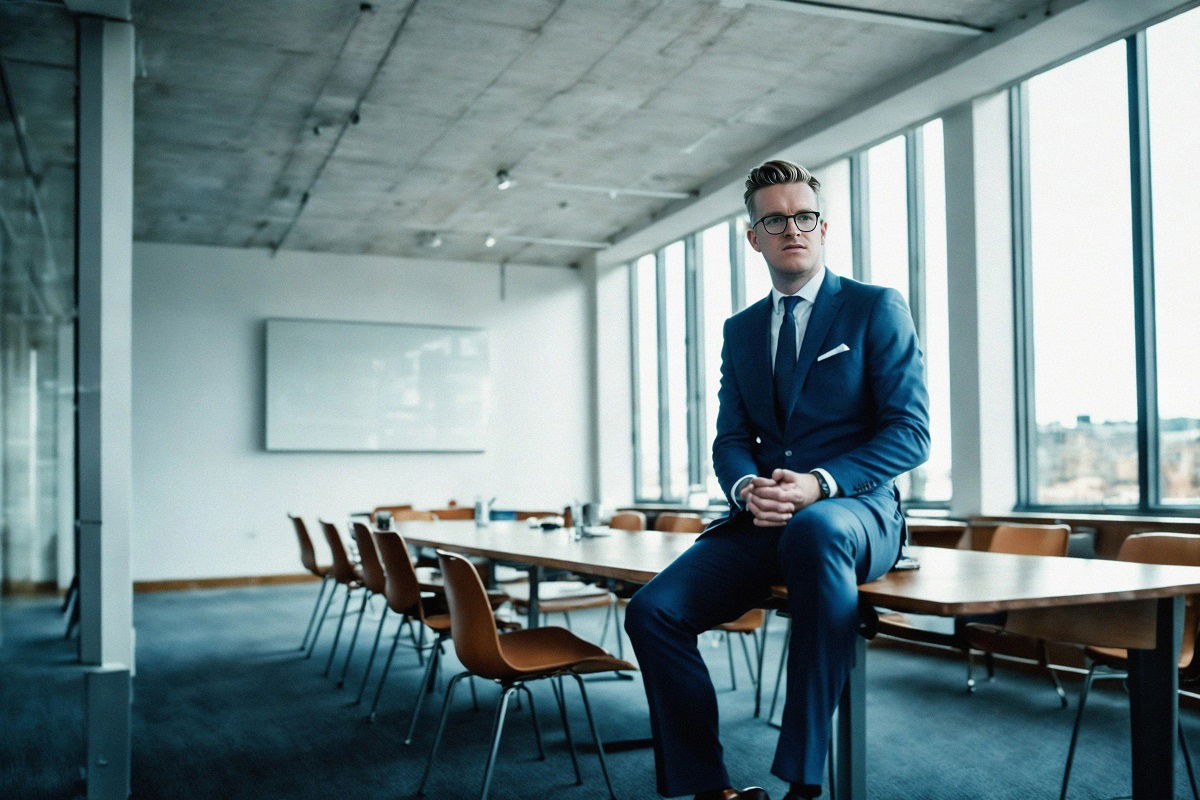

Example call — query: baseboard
[1,580,58,596]
[133,573,320,593]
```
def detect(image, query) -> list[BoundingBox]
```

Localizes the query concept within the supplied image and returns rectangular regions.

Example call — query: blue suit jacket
[710,270,930,572]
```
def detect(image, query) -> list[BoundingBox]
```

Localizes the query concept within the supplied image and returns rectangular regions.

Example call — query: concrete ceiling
[3,0,1057,276]
[131,0,1058,266]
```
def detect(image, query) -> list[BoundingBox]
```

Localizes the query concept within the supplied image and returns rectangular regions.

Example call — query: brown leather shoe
[717,789,771,800]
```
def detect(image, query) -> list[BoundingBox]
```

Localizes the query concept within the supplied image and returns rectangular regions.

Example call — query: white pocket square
[817,343,850,361]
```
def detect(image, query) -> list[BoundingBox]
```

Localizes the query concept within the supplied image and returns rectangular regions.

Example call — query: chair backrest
[393,509,438,522]
[320,520,359,584]
[371,530,424,618]
[289,514,322,576]
[655,513,705,533]
[437,549,517,680]
[1117,532,1200,673]
[372,505,413,525]
[351,522,387,594]
[428,507,474,521]
[608,511,646,531]
[987,523,1070,557]
[514,510,556,520]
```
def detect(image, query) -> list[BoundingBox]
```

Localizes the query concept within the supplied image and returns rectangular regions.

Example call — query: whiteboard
[264,318,491,452]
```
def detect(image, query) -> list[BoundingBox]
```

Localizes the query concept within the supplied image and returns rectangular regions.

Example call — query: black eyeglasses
[752,211,821,235]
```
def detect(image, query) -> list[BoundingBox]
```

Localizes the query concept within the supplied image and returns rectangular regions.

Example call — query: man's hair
[743,160,821,219]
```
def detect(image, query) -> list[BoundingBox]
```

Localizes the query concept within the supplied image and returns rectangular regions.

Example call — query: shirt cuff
[730,474,757,507]
[812,467,839,497]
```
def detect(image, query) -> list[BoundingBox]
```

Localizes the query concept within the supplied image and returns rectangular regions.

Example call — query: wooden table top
[394,521,1200,617]
[395,519,697,584]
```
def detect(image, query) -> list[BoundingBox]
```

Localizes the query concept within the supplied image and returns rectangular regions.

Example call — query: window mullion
[655,249,671,501]
[685,234,705,496]
[905,128,926,341]
[1010,83,1038,508]
[1127,31,1160,510]
[628,262,644,500]
[850,152,870,282]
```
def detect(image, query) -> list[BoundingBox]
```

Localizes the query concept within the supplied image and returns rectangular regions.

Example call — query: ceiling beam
[63,0,130,22]
[731,0,989,36]
[601,0,1198,266]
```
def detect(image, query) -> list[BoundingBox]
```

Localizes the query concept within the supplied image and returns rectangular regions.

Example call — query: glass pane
[662,242,689,501]
[911,119,952,503]
[743,232,774,307]
[632,254,661,499]
[820,158,853,277]
[1148,7,1200,506]
[1027,41,1138,506]
[701,222,733,499]
[867,135,910,302]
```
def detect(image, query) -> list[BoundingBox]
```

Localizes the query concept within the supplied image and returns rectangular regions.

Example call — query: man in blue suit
[626,160,930,800]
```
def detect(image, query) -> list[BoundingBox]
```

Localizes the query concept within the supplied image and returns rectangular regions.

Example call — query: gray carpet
[1,582,1191,799]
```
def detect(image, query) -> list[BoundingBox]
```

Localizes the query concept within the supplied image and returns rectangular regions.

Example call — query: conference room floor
[4,583,1192,800]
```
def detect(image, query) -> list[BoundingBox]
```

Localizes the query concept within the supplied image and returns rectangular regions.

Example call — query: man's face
[745,182,827,289]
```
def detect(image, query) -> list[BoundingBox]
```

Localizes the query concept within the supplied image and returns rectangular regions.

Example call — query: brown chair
[289,514,332,653]
[336,522,392,690]
[372,504,413,526]
[309,521,365,678]
[416,550,635,800]
[608,511,646,531]
[428,506,475,521]
[504,580,619,652]
[655,512,705,532]
[1060,532,1200,800]
[366,529,456,742]
[876,522,1071,701]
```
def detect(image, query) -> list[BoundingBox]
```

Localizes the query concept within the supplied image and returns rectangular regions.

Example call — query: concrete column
[943,92,1018,517]
[77,15,134,800]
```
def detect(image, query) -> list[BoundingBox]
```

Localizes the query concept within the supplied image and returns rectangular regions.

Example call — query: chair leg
[518,684,545,760]
[305,576,339,659]
[768,620,792,726]
[598,598,613,649]
[1179,717,1199,800]
[1059,663,1098,800]
[615,602,625,660]
[323,585,355,677]
[336,589,371,688]
[965,649,976,692]
[367,623,404,722]
[479,685,520,800]
[300,575,331,651]
[569,672,618,800]
[416,672,467,798]
[754,614,770,718]
[739,632,757,687]
[354,606,390,705]
[1037,639,1069,708]
[415,619,427,667]
[984,651,996,680]
[726,632,738,692]
[405,634,444,745]
[553,675,583,785]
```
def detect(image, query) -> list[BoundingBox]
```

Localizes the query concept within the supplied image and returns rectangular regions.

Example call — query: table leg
[1127,594,1183,800]
[835,634,867,800]
[527,564,541,628]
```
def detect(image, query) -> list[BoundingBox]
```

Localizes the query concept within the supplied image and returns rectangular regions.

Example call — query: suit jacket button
[784,450,792,457]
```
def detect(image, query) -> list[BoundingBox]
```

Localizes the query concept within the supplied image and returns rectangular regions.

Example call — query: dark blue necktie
[774,295,801,425]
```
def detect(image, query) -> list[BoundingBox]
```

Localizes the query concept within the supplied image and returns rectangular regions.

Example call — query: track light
[421,231,443,249]
[496,170,513,191]
[484,234,497,248]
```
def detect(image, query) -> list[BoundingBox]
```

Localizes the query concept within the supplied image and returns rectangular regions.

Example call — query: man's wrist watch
[811,471,831,499]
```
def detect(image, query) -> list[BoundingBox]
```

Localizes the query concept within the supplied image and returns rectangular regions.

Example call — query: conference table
[396,518,1200,800]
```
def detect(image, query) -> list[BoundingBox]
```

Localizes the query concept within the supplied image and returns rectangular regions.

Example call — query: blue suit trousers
[625,492,900,797]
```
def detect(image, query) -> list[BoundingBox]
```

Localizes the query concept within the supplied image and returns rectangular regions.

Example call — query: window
[1014,7,1200,512]
[630,133,952,506]
[1147,8,1200,506]
[865,135,910,302]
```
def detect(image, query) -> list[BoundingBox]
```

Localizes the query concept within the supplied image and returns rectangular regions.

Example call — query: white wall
[132,242,592,581]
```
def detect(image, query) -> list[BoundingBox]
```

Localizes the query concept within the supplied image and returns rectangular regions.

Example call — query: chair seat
[497,626,636,677]
[876,611,962,648]
[717,608,766,632]
[963,623,1050,660]
[504,581,616,612]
